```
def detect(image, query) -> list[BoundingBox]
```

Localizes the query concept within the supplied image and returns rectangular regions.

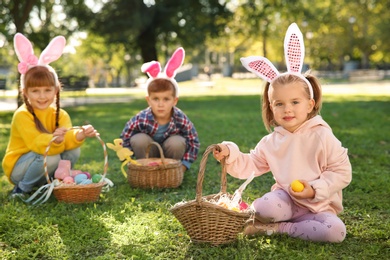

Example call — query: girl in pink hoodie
[213,23,352,243]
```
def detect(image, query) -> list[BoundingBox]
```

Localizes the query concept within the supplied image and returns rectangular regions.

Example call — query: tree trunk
[11,0,37,108]
[137,26,158,63]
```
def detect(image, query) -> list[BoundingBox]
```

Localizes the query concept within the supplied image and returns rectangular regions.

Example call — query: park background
[0,0,389,92]
[0,1,389,259]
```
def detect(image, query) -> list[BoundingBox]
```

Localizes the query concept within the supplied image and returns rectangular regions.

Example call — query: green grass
[0,80,389,259]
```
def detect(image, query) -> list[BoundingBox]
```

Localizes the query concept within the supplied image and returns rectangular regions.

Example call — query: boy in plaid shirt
[120,48,199,173]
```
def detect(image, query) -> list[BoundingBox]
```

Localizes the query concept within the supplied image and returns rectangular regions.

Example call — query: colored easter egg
[239,201,249,211]
[63,176,74,184]
[83,172,91,179]
[291,180,304,192]
[74,173,88,184]
[217,201,228,209]
[148,162,160,166]
[92,174,102,183]
[80,179,92,185]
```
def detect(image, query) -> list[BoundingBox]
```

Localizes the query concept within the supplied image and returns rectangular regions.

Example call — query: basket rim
[128,157,182,170]
[54,181,106,190]
[170,192,252,218]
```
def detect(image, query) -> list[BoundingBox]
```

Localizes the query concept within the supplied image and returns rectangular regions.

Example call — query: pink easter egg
[239,201,249,211]
[83,172,91,179]
[63,176,74,184]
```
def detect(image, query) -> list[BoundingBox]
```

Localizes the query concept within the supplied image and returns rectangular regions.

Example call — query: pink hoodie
[222,115,352,215]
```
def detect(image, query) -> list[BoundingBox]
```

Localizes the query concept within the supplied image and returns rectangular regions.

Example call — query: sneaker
[9,186,27,200]
[243,219,279,237]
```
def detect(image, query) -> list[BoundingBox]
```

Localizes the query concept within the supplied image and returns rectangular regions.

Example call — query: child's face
[24,86,57,110]
[269,82,315,133]
[146,90,178,121]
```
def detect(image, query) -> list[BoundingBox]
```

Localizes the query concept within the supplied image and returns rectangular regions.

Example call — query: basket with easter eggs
[40,127,111,204]
[107,140,183,189]
[170,144,254,246]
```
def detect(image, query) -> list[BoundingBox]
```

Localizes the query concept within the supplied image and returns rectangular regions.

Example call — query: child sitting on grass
[120,48,199,173]
[2,33,98,199]
[213,23,352,243]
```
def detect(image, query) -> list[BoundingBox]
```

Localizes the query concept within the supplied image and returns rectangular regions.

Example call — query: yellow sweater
[2,104,83,183]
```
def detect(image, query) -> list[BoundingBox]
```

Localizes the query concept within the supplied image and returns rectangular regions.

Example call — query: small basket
[44,127,108,204]
[127,142,183,188]
[170,144,251,246]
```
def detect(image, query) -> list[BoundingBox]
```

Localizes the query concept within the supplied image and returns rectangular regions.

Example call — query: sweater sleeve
[308,130,352,203]
[222,140,269,179]
[120,113,143,149]
[59,110,84,150]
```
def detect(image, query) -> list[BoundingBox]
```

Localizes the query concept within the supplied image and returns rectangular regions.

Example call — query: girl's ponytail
[23,92,50,134]
[55,89,60,128]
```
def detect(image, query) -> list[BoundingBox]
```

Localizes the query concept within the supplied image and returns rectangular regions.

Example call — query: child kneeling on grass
[2,33,98,199]
[213,23,352,243]
[120,48,199,174]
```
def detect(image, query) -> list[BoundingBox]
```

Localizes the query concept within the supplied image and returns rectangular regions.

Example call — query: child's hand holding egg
[291,180,304,192]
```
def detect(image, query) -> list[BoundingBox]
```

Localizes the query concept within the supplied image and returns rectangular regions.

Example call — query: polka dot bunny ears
[141,47,185,97]
[240,23,314,99]
[14,33,66,89]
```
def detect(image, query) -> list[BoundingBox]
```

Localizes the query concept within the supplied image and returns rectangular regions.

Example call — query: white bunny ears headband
[14,33,66,89]
[240,23,314,99]
[141,47,185,97]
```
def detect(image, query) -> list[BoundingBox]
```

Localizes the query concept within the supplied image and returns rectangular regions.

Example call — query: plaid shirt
[120,106,200,168]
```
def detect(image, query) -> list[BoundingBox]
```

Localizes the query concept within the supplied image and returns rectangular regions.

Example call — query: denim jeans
[10,148,80,192]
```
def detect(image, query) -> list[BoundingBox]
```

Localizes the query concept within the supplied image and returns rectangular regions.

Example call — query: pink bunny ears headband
[141,47,185,97]
[240,23,314,99]
[14,33,66,88]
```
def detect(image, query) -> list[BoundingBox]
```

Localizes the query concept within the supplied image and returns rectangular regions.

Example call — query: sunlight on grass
[169,78,390,98]
[0,88,389,259]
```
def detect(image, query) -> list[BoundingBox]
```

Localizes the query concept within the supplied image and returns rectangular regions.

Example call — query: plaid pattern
[120,107,199,165]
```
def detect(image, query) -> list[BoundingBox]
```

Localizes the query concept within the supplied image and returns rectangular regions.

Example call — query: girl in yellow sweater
[2,33,97,199]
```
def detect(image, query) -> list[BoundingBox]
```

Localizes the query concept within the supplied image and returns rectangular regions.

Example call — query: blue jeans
[10,148,80,192]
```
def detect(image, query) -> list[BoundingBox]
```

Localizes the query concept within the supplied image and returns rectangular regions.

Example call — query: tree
[1,0,39,106]
[74,0,233,63]
[1,0,90,106]
[1,0,389,98]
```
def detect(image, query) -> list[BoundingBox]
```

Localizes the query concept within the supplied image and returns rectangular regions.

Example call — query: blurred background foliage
[0,0,389,88]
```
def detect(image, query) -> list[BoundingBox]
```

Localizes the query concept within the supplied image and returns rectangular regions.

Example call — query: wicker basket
[127,142,183,188]
[170,144,252,246]
[44,127,109,204]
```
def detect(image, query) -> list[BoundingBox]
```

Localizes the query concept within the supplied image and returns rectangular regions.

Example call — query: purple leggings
[252,189,346,243]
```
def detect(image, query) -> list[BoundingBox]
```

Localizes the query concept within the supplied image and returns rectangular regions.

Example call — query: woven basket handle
[195,144,227,203]
[145,141,167,165]
[44,126,108,184]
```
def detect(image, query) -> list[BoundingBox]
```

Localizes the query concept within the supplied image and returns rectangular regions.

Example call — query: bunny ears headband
[141,47,185,97]
[14,33,66,88]
[240,23,314,99]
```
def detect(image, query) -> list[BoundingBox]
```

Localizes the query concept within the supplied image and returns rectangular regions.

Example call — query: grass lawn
[0,78,389,259]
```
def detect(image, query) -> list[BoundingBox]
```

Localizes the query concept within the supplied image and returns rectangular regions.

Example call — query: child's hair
[22,66,61,133]
[147,78,176,97]
[261,73,322,132]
